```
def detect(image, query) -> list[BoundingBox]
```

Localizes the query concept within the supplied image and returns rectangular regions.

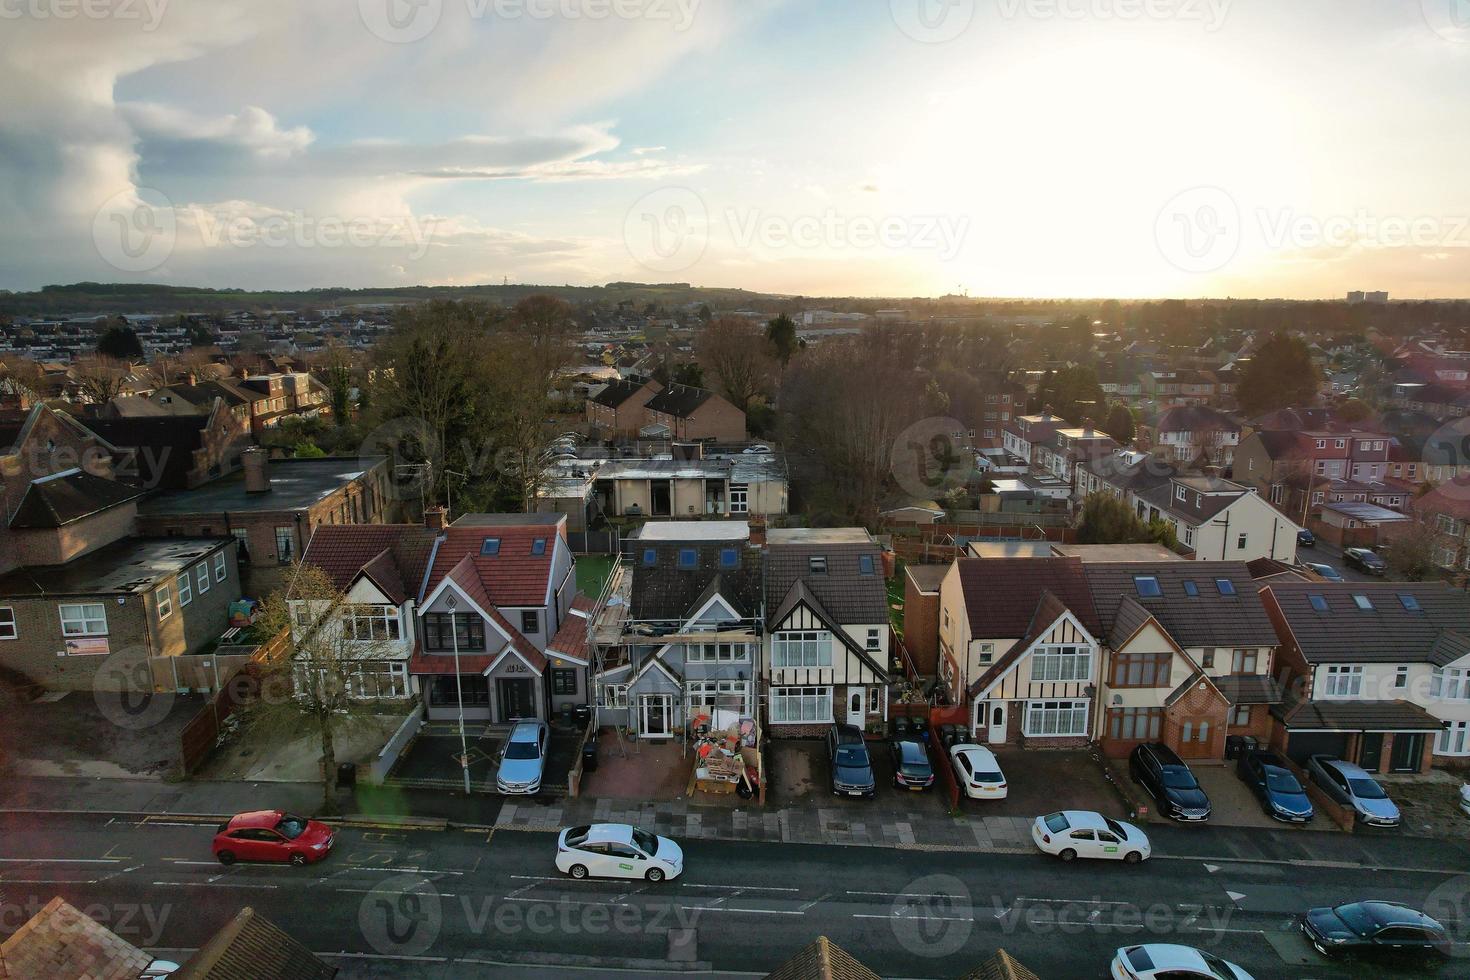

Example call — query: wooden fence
[176,627,291,775]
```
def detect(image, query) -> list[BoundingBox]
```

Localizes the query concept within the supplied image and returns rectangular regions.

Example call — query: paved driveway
[766,737,950,817]
[1180,763,1338,832]
[973,746,1130,819]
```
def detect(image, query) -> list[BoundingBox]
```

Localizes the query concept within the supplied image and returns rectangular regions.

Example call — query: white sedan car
[1032,810,1151,864]
[951,744,1008,799]
[1111,944,1254,980]
[555,823,683,882]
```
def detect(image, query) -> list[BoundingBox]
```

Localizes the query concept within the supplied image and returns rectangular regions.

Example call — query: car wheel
[568,864,589,880]
[1058,848,1077,862]
[1124,851,1142,865]
[646,868,665,883]
[216,850,235,865]
[289,852,307,867]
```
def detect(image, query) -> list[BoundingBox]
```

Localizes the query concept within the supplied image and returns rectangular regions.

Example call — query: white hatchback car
[951,744,1008,799]
[1111,944,1255,980]
[555,824,684,882]
[1033,810,1151,864]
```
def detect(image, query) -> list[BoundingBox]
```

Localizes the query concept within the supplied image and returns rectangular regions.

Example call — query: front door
[1177,719,1214,759]
[1357,733,1384,772]
[846,688,865,727]
[640,695,672,738]
[987,702,1007,744]
[498,678,535,721]
[1390,733,1425,773]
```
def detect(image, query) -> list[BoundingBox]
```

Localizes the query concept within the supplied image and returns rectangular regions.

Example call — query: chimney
[748,516,767,547]
[1202,465,1222,479]
[242,447,271,493]
[424,506,448,530]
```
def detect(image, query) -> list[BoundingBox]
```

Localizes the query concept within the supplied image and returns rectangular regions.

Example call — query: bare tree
[71,354,132,404]
[312,341,357,425]
[0,355,45,402]
[697,316,773,414]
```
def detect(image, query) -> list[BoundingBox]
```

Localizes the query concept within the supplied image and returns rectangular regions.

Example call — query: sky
[1,0,1469,300]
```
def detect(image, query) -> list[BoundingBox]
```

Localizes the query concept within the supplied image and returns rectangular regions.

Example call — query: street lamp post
[447,595,472,794]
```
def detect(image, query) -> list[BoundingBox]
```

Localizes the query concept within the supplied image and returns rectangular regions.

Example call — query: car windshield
[631,829,659,855]
[564,825,590,846]
[1161,767,1198,790]
[505,738,541,760]
[834,746,868,767]
[1198,951,1237,980]
[973,770,1005,783]
[1333,903,1374,936]
[1348,778,1388,800]
[1043,812,1069,833]
[1266,770,1303,794]
[275,815,308,840]
[1103,817,1129,838]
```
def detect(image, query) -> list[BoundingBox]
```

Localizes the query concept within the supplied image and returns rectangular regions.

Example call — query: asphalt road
[1,812,1466,979]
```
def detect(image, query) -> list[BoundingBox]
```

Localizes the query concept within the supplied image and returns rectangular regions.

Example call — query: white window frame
[342,604,403,643]
[1431,667,1468,702]
[866,627,881,651]
[155,586,172,621]
[1029,644,1091,683]
[772,630,833,668]
[602,683,629,709]
[729,483,749,515]
[1437,720,1469,756]
[769,686,833,723]
[687,680,752,716]
[1024,699,1090,737]
[196,562,210,594]
[214,552,227,582]
[0,606,15,640]
[59,602,108,637]
[687,641,751,663]
[1321,665,1364,698]
[179,571,192,606]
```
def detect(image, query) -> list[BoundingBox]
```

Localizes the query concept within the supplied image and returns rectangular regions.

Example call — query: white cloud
[121,102,314,158]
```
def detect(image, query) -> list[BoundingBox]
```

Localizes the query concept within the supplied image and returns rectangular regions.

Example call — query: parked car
[1301,901,1450,961]
[1236,751,1313,823]
[1129,743,1211,822]
[741,444,773,455]
[1305,755,1400,828]
[1343,547,1387,575]
[1031,810,1151,864]
[212,811,334,866]
[951,744,1007,799]
[140,961,181,979]
[1110,944,1255,980]
[555,824,683,882]
[827,723,876,798]
[1460,782,1470,818]
[497,719,549,795]
[1297,528,1315,548]
[890,739,934,790]
[1303,562,1345,582]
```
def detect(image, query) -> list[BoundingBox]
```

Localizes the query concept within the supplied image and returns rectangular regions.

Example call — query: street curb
[0,806,494,834]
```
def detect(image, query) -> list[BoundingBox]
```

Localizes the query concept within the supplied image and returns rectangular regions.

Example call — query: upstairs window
[1133,576,1162,598]
[809,556,828,575]
[859,554,876,575]
[480,538,501,557]
[1215,579,1236,596]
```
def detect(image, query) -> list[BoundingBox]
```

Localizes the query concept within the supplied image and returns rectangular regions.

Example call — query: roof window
[1134,576,1162,598]
[480,538,500,556]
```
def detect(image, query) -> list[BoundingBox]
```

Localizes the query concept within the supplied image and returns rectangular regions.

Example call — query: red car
[212,811,334,866]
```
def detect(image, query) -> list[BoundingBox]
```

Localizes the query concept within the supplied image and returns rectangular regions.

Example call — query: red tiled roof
[548,595,595,664]
[1415,477,1470,520]
[300,524,436,595]
[423,526,560,606]
[428,555,549,673]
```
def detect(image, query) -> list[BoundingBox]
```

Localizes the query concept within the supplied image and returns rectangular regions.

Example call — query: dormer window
[480,538,501,556]
[1176,485,1186,501]
[809,556,827,575]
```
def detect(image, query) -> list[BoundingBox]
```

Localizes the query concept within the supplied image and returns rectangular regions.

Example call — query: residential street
[1,808,1465,978]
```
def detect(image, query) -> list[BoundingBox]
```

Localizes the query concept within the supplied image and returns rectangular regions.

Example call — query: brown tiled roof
[442,556,547,672]
[969,589,1077,697]
[1214,674,1286,705]
[0,896,152,980]
[762,936,880,980]
[1414,477,1470,521]
[1263,582,1470,665]
[547,595,596,664]
[765,541,887,626]
[423,525,563,607]
[954,557,1101,638]
[957,949,1043,980]
[174,906,336,979]
[300,524,437,596]
[1084,562,1279,648]
[1274,699,1443,733]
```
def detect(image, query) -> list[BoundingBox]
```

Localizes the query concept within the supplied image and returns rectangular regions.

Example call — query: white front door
[846,688,865,727]
[987,702,1007,744]
[640,695,673,738]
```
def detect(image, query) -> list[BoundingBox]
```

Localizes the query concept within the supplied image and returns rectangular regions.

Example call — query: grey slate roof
[590,377,645,409]
[1213,674,1286,705]
[1084,562,1280,648]
[630,543,763,623]
[8,469,145,529]
[1274,699,1443,733]
[954,558,1101,638]
[763,542,886,627]
[1263,582,1470,665]
[645,383,714,418]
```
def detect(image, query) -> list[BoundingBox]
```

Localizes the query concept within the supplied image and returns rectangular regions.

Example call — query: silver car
[497,720,549,795]
[1306,755,1399,828]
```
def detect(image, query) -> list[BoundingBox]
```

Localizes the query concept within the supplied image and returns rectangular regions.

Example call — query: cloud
[121,102,314,158]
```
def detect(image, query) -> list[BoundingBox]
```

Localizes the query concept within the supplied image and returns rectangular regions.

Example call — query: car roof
[227,810,285,829]
[1143,742,1186,766]
[896,740,928,759]
[1319,756,1370,778]
[832,723,864,742]
[508,720,544,739]
[579,823,636,844]
[1125,945,1216,973]
[1055,810,1113,829]
[1360,901,1440,928]
[955,744,1000,766]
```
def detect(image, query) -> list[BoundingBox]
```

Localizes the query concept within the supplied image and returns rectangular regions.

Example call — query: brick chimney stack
[242,447,271,493]
[748,515,768,547]
[425,506,448,530]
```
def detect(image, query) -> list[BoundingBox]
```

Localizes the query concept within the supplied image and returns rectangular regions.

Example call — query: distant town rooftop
[0,535,231,596]
[139,456,384,515]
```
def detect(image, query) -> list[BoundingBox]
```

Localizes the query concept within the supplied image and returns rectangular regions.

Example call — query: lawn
[575,554,615,599]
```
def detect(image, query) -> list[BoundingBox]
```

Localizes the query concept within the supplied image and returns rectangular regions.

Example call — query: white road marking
[336,888,458,898]
[845,890,964,900]
[153,880,278,890]
[679,906,804,916]
[0,857,120,864]
[680,883,801,892]
[853,912,972,922]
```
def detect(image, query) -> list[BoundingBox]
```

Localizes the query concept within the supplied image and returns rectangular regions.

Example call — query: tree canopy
[1236,332,1320,416]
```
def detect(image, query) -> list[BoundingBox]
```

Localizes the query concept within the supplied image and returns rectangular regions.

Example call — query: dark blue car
[1238,751,1313,823]
[827,724,875,798]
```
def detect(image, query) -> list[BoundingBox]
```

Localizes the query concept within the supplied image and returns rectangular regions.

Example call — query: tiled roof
[1414,478,1470,521]
[7,468,145,529]
[770,579,888,677]
[0,896,152,980]
[547,595,596,664]
[423,525,563,607]
[764,541,887,626]
[590,377,647,409]
[969,589,1077,696]
[1135,480,1244,525]
[1214,674,1286,705]
[1274,698,1442,732]
[300,524,437,597]
[762,936,880,980]
[1085,562,1279,648]
[174,906,335,979]
[630,543,763,622]
[645,383,714,418]
[956,950,1043,980]
[1164,669,1214,707]
[1156,404,1241,434]
[1263,582,1470,665]
[953,558,1101,638]
[1109,594,1155,647]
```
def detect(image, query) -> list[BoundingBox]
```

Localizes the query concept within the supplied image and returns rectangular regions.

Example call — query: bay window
[769,686,832,723]
[1321,665,1364,698]
[1025,699,1089,737]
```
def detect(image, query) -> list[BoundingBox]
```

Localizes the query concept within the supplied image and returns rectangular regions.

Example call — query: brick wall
[1162,681,1228,760]
[902,576,939,675]
[9,504,137,568]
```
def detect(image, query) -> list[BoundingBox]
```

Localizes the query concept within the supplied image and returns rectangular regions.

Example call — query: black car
[826,724,875,798]
[1343,547,1387,575]
[1129,742,1211,821]
[1297,528,1315,547]
[1302,901,1450,962]
[890,738,934,790]
[1237,750,1313,822]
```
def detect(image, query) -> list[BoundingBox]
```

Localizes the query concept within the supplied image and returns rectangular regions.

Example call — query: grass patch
[576,554,615,599]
